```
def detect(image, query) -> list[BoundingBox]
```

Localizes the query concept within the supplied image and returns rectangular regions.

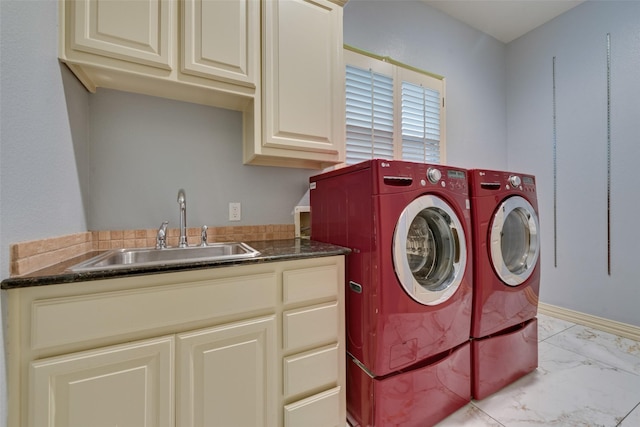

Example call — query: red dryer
[469,169,541,400]
[311,160,473,426]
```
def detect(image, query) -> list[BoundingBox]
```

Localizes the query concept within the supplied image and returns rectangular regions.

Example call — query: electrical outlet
[229,202,241,221]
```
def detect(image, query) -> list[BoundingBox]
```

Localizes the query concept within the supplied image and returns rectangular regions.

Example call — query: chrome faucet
[156,221,168,249]
[177,189,188,248]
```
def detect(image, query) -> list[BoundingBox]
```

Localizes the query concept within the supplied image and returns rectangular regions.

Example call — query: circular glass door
[490,196,540,286]
[393,195,467,306]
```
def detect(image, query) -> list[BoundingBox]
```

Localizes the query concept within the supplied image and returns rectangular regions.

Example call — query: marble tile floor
[436,313,640,427]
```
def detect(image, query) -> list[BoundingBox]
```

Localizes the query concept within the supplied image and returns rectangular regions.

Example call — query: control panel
[377,160,468,195]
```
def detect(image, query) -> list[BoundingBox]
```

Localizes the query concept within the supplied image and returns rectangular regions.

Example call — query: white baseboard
[538,302,640,342]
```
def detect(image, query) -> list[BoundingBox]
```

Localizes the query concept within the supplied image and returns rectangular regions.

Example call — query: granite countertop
[1,239,350,290]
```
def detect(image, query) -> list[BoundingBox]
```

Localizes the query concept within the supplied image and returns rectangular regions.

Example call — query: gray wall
[87,90,312,231]
[0,0,89,279]
[1,2,90,422]
[506,0,640,327]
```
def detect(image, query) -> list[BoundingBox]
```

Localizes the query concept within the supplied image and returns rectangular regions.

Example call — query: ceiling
[422,0,585,43]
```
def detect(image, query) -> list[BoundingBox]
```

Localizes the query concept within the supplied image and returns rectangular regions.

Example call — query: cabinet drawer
[283,302,338,352]
[284,386,342,427]
[31,273,276,350]
[282,265,338,305]
[283,344,339,398]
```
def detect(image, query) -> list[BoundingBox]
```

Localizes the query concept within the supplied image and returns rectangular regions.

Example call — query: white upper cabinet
[59,0,345,169]
[60,0,258,110]
[244,0,345,169]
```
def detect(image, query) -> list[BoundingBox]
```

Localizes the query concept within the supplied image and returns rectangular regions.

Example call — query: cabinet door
[29,336,174,427]
[177,316,277,427]
[68,0,173,70]
[262,0,344,158]
[182,0,258,86]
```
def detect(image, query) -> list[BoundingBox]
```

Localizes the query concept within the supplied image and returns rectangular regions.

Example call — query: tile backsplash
[10,224,295,277]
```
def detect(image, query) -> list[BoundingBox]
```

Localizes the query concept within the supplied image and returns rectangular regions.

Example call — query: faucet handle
[156,221,169,249]
[200,225,208,247]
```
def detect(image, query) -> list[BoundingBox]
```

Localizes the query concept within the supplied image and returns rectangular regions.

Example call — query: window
[344,47,446,165]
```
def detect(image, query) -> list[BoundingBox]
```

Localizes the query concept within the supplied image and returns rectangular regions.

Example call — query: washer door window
[490,196,540,286]
[393,195,467,306]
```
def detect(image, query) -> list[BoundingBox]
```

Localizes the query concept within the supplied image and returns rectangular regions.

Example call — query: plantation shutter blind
[401,82,442,163]
[345,65,394,165]
[344,47,446,166]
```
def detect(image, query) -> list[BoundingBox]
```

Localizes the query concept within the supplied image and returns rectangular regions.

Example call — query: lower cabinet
[6,256,345,427]
[176,317,277,426]
[29,317,277,427]
[30,336,175,427]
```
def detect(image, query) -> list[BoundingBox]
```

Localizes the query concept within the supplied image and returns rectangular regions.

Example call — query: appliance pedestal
[472,317,538,400]
[347,341,471,427]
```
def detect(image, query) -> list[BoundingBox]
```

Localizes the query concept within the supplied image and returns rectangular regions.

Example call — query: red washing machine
[311,160,473,427]
[469,169,541,400]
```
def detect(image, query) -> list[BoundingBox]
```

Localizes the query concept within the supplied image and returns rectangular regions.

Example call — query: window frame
[343,46,447,165]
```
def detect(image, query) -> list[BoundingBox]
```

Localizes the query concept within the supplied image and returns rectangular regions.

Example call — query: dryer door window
[490,195,540,286]
[393,195,468,306]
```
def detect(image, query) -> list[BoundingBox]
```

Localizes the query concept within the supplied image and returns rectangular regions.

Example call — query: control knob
[427,167,442,184]
[508,175,522,187]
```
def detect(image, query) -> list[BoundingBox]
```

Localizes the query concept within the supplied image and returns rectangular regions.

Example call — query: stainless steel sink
[68,242,260,272]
